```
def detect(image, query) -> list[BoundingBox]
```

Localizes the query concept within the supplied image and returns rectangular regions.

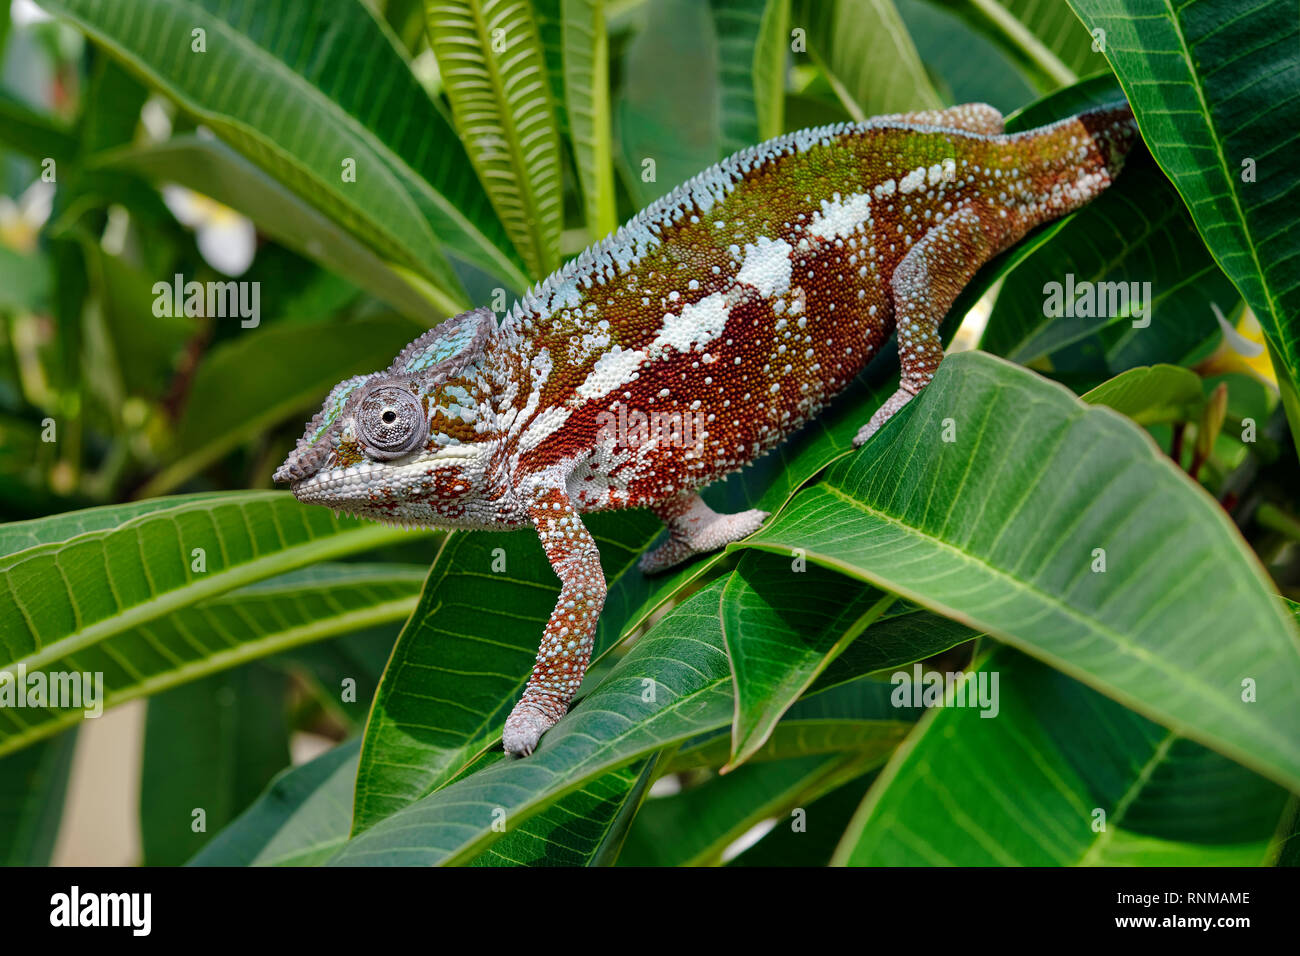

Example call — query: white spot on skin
[649,293,730,359]
[576,346,646,401]
[735,237,793,297]
[899,166,927,193]
[808,192,872,240]
[519,405,573,452]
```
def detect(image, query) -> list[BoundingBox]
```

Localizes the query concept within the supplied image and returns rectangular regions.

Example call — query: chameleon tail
[1008,100,1141,227]
[1075,101,1141,176]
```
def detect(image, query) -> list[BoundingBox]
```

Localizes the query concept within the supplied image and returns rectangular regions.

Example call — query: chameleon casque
[276,101,1138,756]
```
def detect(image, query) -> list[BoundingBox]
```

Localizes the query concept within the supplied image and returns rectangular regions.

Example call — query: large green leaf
[92,136,455,320]
[189,738,361,867]
[211,740,656,867]
[0,728,77,865]
[796,0,942,119]
[0,493,428,748]
[141,663,290,865]
[0,493,224,557]
[335,579,740,865]
[739,351,1300,791]
[425,0,565,277]
[40,0,527,295]
[0,562,425,756]
[138,316,431,498]
[349,509,660,833]
[1065,0,1300,452]
[836,649,1292,865]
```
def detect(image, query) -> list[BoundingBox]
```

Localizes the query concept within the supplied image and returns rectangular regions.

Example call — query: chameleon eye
[357,385,426,459]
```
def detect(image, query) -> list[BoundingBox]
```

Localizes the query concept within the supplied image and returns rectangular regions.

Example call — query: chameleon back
[488,104,1137,513]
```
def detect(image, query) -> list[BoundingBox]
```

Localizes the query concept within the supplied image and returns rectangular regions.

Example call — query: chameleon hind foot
[639,493,768,574]
[853,386,918,447]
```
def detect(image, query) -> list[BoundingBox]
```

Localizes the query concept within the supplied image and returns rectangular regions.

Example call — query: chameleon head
[273,307,509,528]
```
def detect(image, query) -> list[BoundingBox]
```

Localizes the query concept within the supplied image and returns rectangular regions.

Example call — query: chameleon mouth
[285,446,487,504]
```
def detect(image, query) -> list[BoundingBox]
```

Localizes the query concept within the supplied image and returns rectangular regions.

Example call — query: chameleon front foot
[503,700,564,756]
[639,494,768,574]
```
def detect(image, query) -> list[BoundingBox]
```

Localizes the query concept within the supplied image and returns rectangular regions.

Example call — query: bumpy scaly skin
[276,102,1139,756]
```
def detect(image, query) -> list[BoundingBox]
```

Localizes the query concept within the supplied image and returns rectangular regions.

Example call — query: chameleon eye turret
[357,384,427,459]
[280,101,1140,756]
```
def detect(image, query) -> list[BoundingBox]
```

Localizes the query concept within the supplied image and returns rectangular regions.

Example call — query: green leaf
[0,492,224,558]
[92,136,455,320]
[0,245,52,314]
[425,0,565,277]
[739,351,1300,791]
[0,728,77,865]
[709,0,788,152]
[616,0,721,207]
[1080,364,1204,425]
[797,0,943,119]
[618,752,865,866]
[935,0,1107,91]
[727,767,876,866]
[805,607,982,696]
[752,0,790,140]
[0,493,430,750]
[835,649,1292,865]
[141,663,290,865]
[560,0,617,240]
[334,579,740,865]
[896,0,1036,114]
[137,316,431,498]
[189,738,361,867]
[0,561,423,757]
[669,675,917,771]
[84,245,191,401]
[469,756,658,866]
[722,551,896,767]
[349,509,661,833]
[0,90,77,163]
[41,0,527,294]
[1065,0,1300,453]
